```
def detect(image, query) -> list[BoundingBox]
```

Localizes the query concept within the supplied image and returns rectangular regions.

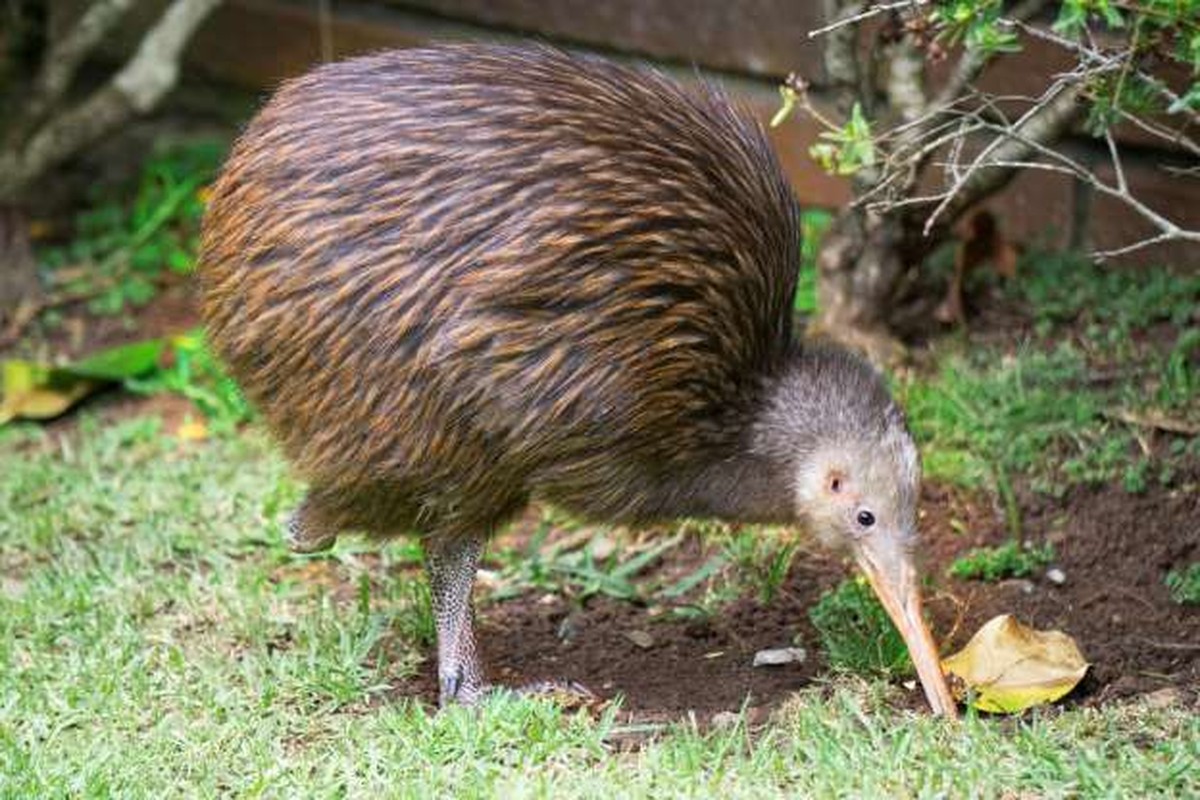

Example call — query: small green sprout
[947,540,1055,582]
[808,577,912,677]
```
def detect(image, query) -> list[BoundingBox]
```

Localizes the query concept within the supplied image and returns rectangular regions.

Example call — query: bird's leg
[425,535,488,707]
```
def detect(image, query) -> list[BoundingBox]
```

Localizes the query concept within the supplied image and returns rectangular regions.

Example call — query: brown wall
[86,0,1199,265]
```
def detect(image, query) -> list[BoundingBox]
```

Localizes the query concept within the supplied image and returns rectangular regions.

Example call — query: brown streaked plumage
[199,44,956,716]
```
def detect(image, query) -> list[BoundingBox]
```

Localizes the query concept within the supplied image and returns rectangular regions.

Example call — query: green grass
[947,540,1055,582]
[808,578,912,677]
[1012,250,1200,338]
[1165,562,1200,606]
[898,254,1200,498]
[900,334,1199,497]
[2,417,1197,797]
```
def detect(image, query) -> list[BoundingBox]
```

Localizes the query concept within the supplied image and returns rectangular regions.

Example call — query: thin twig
[921,79,1083,233]
[1104,129,1127,194]
[807,1,926,39]
[1006,17,1200,128]
[1115,108,1200,158]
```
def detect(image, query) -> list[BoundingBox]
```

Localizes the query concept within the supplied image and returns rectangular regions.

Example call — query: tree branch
[0,0,221,203]
[930,0,1050,110]
[24,0,136,126]
[819,0,867,98]
[922,80,1085,231]
[885,38,927,124]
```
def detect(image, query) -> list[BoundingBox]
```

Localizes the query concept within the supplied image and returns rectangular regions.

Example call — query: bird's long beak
[853,534,958,718]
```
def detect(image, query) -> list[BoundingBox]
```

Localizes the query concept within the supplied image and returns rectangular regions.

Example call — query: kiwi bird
[199,44,956,717]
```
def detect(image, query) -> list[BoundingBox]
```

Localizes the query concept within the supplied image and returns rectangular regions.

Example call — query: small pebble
[1046,567,1066,585]
[590,535,616,561]
[1142,687,1182,709]
[752,647,807,667]
[625,630,655,649]
[1000,578,1036,595]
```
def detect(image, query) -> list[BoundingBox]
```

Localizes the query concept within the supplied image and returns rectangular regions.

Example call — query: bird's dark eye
[857,510,875,528]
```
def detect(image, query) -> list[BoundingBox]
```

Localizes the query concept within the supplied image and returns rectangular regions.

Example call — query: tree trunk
[813,206,927,364]
[0,205,42,341]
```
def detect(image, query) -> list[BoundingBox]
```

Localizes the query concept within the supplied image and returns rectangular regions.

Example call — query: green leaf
[1169,84,1200,114]
[0,340,166,426]
[61,340,166,381]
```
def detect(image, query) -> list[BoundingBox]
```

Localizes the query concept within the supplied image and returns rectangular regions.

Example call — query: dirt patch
[970,479,1200,703]
[393,478,1198,719]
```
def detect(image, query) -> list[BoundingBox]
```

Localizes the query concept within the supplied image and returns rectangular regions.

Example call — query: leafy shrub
[40,140,224,315]
[127,332,252,431]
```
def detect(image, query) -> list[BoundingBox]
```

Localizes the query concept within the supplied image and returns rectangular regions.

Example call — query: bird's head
[758,345,957,718]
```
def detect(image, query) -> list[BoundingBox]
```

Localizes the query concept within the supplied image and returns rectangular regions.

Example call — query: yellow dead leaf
[942,614,1088,714]
[0,359,98,424]
[176,419,209,441]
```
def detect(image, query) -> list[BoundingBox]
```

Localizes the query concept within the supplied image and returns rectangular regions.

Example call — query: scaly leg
[425,535,488,706]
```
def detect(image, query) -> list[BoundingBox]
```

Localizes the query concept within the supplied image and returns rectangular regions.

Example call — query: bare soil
[393,477,1199,719]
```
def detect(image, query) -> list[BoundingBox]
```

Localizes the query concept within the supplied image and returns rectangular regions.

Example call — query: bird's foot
[512,679,602,712]
[285,509,337,554]
[440,675,601,712]
[439,670,490,707]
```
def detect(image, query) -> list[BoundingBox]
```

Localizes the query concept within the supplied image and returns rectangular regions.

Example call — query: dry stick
[875,82,1085,221]
[1100,408,1200,437]
[809,0,1051,213]
[881,70,1200,259]
[1116,109,1200,159]
[965,120,1200,257]
[902,9,1188,238]
[920,78,1079,234]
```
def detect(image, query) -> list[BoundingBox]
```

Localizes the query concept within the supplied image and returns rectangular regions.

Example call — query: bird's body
[200,44,956,716]
[202,45,799,537]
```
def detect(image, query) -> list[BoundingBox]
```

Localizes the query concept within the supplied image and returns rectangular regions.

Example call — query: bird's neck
[635,346,855,526]
[652,449,796,525]
[632,373,814,526]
